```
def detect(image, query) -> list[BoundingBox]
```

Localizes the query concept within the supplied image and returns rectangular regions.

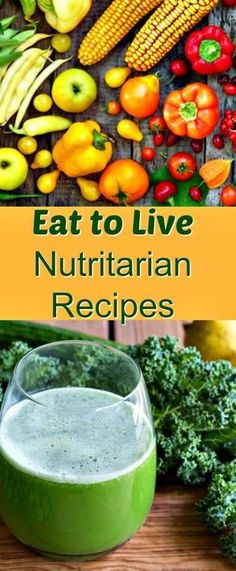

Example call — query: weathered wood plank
[114,321,185,344]
[0,2,234,206]
[0,488,234,571]
[40,320,109,339]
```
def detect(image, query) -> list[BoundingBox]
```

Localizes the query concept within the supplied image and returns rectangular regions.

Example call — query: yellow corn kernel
[78,0,163,66]
[125,0,219,71]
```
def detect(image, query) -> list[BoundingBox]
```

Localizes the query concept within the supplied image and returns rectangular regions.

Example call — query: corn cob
[79,0,163,66]
[125,0,219,71]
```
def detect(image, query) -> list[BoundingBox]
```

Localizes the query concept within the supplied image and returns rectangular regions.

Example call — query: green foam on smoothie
[0,387,153,484]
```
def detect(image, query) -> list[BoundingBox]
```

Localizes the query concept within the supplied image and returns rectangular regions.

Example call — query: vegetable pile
[0,326,235,564]
[0,1,235,203]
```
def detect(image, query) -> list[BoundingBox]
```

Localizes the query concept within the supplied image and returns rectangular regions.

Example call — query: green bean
[1,29,19,40]
[19,0,37,18]
[0,193,40,201]
[0,51,22,67]
[0,17,17,31]
[10,28,36,44]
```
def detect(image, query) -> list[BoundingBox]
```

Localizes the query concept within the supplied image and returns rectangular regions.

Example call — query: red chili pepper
[185,25,235,75]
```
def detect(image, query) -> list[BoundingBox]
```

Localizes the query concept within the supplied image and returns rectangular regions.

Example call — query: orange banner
[0,206,235,322]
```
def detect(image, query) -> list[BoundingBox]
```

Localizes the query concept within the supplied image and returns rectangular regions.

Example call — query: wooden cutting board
[0,487,234,571]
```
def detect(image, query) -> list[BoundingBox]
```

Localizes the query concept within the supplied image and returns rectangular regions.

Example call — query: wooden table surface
[0,320,235,570]
[0,1,235,207]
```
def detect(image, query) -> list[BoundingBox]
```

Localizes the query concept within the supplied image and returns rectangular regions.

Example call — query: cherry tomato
[17,136,38,155]
[149,115,166,133]
[153,132,165,147]
[191,140,203,153]
[106,101,122,116]
[141,147,156,161]
[33,94,53,113]
[154,180,178,203]
[217,74,230,86]
[213,134,225,149]
[223,83,236,96]
[222,0,236,6]
[166,132,178,147]
[221,184,236,206]
[31,150,53,169]
[169,59,189,77]
[189,185,202,202]
[168,152,196,181]
[51,34,72,53]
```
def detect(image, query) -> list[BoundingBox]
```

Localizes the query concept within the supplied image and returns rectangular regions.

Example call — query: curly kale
[197,461,236,564]
[0,341,32,386]
[129,336,236,486]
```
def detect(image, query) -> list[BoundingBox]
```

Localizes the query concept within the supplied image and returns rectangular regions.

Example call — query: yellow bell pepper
[38,0,93,33]
[53,120,113,178]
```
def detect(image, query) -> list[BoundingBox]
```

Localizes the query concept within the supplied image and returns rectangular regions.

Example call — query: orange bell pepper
[163,83,220,140]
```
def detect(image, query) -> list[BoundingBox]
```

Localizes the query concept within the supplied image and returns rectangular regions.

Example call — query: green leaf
[0,50,22,67]
[0,16,17,31]
[150,165,209,207]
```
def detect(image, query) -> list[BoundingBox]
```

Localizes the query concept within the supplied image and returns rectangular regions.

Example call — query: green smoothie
[0,387,156,558]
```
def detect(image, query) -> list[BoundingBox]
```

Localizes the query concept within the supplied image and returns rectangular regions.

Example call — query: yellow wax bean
[14,115,71,137]
[0,34,51,84]
[14,57,71,129]
[6,49,52,124]
[0,49,47,125]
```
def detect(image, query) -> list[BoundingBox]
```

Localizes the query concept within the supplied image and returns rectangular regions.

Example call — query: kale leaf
[197,460,236,564]
[128,336,236,485]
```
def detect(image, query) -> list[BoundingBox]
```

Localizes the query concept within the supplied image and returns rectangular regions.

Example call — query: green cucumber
[0,321,124,350]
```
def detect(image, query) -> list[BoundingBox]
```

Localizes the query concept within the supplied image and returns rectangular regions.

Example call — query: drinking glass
[0,341,156,560]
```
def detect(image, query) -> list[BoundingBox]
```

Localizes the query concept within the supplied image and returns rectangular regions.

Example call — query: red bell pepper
[185,25,235,75]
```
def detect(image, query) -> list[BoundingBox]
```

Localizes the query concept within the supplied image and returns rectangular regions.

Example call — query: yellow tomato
[17,136,38,155]
[77,178,101,202]
[51,34,72,53]
[37,170,60,194]
[105,67,131,88]
[31,150,53,169]
[33,94,53,113]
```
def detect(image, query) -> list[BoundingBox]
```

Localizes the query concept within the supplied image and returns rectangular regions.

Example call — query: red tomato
[169,59,189,77]
[154,180,178,203]
[149,115,166,133]
[141,147,156,161]
[168,152,196,181]
[106,101,122,116]
[120,75,160,119]
[153,132,165,147]
[221,184,236,206]
[223,83,236,96]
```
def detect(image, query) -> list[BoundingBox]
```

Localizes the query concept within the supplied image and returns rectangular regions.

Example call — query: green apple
[0,148,28,191]
[52,68,97,113]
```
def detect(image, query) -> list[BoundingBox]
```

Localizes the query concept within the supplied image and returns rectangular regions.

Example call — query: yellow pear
[184,321,236,365]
